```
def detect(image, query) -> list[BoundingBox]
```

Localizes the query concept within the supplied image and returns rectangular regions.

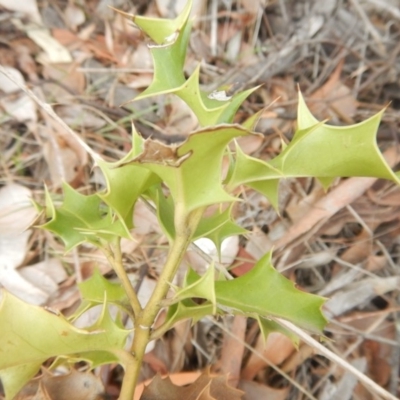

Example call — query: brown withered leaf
[136,139,189,166]
[42,63,85,95]
[308,59,358,122]
[217,315,247,388]
[242,332,295,381]
[15,369,105,400]
[363,340,392,387]
[140,370,244,400]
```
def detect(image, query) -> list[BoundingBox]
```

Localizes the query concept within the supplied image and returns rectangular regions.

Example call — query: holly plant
[1,1,399,399]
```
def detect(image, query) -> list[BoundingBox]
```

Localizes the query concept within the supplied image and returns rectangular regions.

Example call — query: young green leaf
[131,0,192,45]
[133,18,191,101]
[97,123,159,230]
[176,65,260,126]
[127,2,258,126]
[97,160,159,231]
[72,269,130,318]
[41,183,131,251]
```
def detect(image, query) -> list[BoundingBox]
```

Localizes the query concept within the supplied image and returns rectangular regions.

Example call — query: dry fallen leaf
[0,67,37,123]
[133,200,162,235]
[0,183,36,234]
[64,3,86,31]
[140,370,244,400]
[163,96,198,135]
[0,0,41,23]
[0,92,37,124]
[0,66,26,94]
[273,146,400,251]
[0,231,44,304]
[42,63,86,95]
[186,236,239,274]
[324,276,400,318]
[309,60,358,122]
[0,184,58,305]
[15,369,105,400]
[242,332,296,380]
[363,340,391,387]
[217,315,247,387]
[0,184,67,304]
[19,258,68,297]
[234,135,263,155]
[10,20,72,64]
[42,135,81,187]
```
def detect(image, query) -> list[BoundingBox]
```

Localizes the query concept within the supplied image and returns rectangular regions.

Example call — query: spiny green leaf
[242,108,266,130]
[227,93,399,203]
[133,18,191,101]
[297,91,319,128]
[171,251,326,335]
[0,291,129,399]
[194,206,248,254]
[74,269,130,316]
[181,252,327,333]
[176,65,260,126]
[97,160,159,231]
[269,93,400,183]
[225,143,281,209]
[131,0,192,45]
[124,125,253,214]
[0,364,41,400]
[173,265,217,313]
[127,0,258,126]
[257,316,299,347]
[163,299,215,335]
[97,124,159,230]
[41,183,131,251]
[214,252,327,333]
[246,180,280,211]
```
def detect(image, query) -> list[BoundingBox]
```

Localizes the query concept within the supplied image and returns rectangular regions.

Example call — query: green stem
[103,239,142,318]
[126,205,205,393]
[113,350,137,400]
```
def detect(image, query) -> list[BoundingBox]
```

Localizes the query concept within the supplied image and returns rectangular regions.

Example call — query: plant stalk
[113,350,137,400]
[125,205,205,396]
[103,239,142,318]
